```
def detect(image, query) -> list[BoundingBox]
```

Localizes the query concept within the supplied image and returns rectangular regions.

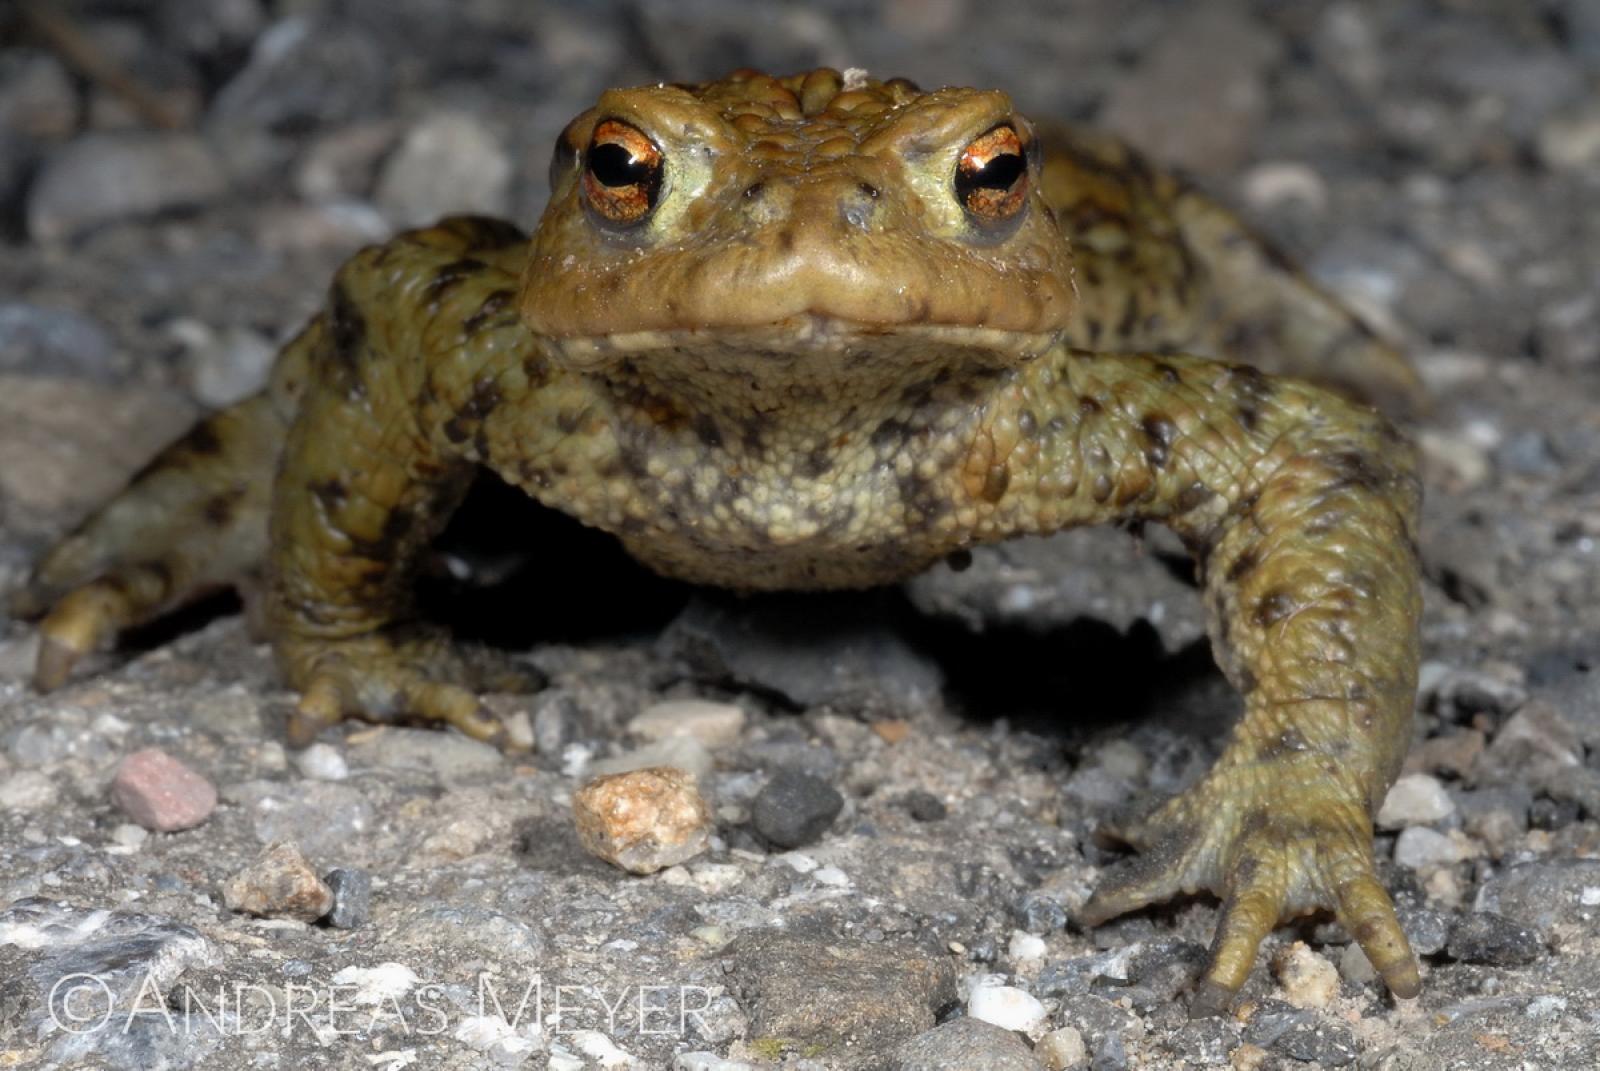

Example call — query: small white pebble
[110,823,149,849]
[812,866,850,887]
[1580,886,1600,907]
[329,962,419,1005]
[1394,827,1465,870]
[628,699,747,749]
[561,743,594,779]
[294,743,349,781]
[967,980,1047,1037]
[0,769,59,812]
[503,710,535,752]
[91,713,130,736]
[1241,161,1328,213]
[778,852,819,874]
[1525,995,1568,1019]
[1008,930,1047,964]
[567,1029,636,1067]
[689,863,745,893]
[1271,941,1339,1010]
[1037,1025,1088,1070]
[1376,773,1455,829]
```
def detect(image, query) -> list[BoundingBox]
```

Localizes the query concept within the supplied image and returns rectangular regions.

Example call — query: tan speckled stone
[573,766,711,875]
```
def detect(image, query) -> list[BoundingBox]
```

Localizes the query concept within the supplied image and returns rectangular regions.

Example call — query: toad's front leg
[986,348,1423,1015]
[267,219,543,746]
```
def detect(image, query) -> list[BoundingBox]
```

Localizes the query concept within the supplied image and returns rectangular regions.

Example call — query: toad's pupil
[590,143,652,188]
[959,152,1025,193]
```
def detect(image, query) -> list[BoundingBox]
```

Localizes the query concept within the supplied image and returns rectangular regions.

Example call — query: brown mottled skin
[15,69,1426,1015]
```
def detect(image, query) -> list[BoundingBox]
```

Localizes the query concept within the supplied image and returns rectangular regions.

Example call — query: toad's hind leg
[13,361,301,689]
[1037,122,1425,416]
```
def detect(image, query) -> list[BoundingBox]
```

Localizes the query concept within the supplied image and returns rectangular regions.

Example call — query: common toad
[16,68,1426,1015]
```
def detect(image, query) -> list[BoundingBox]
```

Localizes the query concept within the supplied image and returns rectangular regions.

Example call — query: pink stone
[110,747,217,832]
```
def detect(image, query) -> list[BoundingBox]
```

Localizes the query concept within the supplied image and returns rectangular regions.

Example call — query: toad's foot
[278,629,535,748]
[1079,755,1420,1017]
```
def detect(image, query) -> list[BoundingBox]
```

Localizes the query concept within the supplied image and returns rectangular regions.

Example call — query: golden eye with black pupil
[955,124,1028,225]
[582,119,664,226]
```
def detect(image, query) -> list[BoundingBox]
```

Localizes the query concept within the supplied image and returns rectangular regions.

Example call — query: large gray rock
[893,1018,1041,1071]
[726,931,956,1058]
[26,133,227,241]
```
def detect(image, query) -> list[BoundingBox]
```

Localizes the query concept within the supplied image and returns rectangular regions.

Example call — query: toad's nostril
[840,183,879,230]
[744,182,765,200]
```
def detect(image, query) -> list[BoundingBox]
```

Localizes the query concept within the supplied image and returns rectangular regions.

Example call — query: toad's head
[520,68,1074,409]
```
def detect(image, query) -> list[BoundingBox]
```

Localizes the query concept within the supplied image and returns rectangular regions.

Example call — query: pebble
[346,727,504,783]
[1536,100,1600,171]
[1427,664,1528,720]
[966,977,1048,1037]
[532,690,582,755]
[1242,1000,1357,1067]
[588,735,714,782]
[1376,773,1456,829]
[1478,700,1584,778]
[1270,942,1339,1010]
[566,1030,637,1067]
[1393,826,1464,870]
[1091,1032,1129,1071]
[750,767,844,849]
[375,111,512,228]
[27,132,227,241]
[1336,942,1377,988]
[220,840,334,921]
[1398,907,1453,956]
[0,899,215,1063]
[329,961,419,1005]
[1038,1026,1088,1070]
[175,321,277,408]
[573,766,712,875]
[903,789,948,822]
[0,376,193,516]
[1474,859,1600,933]
[1008,930,1048,965]
[110,747,218,832]
[323,866,371,929]
[1241,162,1328,214]
[294,742,349,781]
[210,16,391,129]
[0,303,116,377]
[1445,911,1542,967]
[627,698,747,749]
[892,1018,1041,1071]
[0,769,59,812]
[110,822,149,849]
[1014,892,1068,935]
[293,118,397,200]
[1402,729,1485,779]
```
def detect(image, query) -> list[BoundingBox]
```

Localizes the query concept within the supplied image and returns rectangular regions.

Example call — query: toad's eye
[582,119,664,227]
[955,124,1028,226]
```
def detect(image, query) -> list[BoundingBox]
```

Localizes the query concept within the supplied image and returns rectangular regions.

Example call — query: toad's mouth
[535,315,1062,380]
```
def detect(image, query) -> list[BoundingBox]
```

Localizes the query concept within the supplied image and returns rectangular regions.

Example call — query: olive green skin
[17,68,1426,1015]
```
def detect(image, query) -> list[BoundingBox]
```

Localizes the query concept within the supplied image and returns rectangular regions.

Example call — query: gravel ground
[2,1,1599,1068]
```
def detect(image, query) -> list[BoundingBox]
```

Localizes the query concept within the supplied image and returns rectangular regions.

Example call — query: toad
[15,68,1426,1015]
